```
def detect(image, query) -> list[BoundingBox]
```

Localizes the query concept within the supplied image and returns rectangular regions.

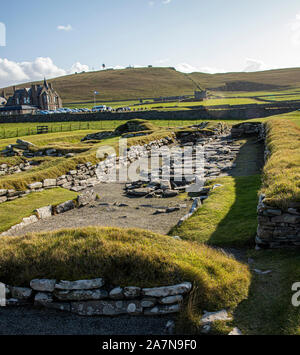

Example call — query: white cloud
[162,0,172,4]
[289,13,300,46]
[243,58,270,72]
[69,62,89,73]
[57,24,73,32]
[175,62,226,74]
[149,1,155,6]
[0,57,90,87]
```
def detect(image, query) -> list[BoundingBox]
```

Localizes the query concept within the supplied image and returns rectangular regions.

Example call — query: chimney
[49,83,52,90]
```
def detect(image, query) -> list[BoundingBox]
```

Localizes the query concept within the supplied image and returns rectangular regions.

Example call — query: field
[4,66,300,104]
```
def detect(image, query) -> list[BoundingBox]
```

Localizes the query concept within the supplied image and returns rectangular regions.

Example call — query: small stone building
[194,90,207,101]
[4,78,62,111]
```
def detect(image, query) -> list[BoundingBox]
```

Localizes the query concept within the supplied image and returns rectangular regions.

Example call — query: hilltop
[2,66,300,104]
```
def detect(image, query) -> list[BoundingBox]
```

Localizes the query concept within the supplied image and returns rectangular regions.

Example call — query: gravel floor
[8,182,193,237]
[0,306,172,335]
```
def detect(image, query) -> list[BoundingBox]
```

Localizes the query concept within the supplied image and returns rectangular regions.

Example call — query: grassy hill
[3,66,300,104]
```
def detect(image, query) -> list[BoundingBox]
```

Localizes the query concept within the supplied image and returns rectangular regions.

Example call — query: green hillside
[3,66,300,104]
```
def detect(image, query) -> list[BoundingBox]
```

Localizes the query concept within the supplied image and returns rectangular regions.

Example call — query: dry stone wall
[0,135,175,205]
[3,278,192,316]
[230,122,300,249]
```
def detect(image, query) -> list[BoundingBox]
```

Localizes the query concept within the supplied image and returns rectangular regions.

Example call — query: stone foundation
[256,194,300,248]
[3,278,192,316]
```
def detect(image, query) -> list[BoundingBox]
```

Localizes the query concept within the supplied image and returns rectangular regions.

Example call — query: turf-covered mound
[114,119,158,135]
[0,226,250,310]
[261,118,300,209]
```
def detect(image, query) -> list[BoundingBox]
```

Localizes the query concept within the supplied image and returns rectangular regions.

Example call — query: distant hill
[2,66,300,104]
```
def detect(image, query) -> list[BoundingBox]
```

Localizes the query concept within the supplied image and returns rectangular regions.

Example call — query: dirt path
[10,182,192,236]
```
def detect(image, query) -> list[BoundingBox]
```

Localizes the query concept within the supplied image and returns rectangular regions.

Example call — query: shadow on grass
[207,175,261,248]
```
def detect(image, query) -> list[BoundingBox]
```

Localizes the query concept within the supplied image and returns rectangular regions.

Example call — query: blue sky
[0,0,300,86]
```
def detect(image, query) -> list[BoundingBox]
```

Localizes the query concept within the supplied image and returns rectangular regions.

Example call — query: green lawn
[0,188,78,233]
[224,249,300,335]
[169,175,261,248]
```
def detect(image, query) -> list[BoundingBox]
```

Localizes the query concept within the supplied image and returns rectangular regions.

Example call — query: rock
[127,188,152,197]
[0,196,7,204]
[201,310,232,325]
[141,298,157,308]
[16,139,35,147]
[43,179,57,188]
[30,279,56,292]
[65,153,75,158]
[71,300,142,316]
[28,182,43,190]
[34,292,53,305]
[109,287,124,300]
[172,236,182,241]
[0,189,7,196]
[22,215,38,226]
[165,320,175,335]
[159,295,183,305]
[55,200,76,214]
[160,181,171,190]
[77,190,96,207]
[35,206,53,219]
[55,278,105,290]
[144,304,180,315]
[142,282,192,298]
[123,287,141,299]
[163,190,179,198]
[10,287,32,300]
[54,289,108,301]
[228,327,243,335]
[46,149,57,156]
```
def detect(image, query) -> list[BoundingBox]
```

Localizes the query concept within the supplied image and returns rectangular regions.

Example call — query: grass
[0,129,175,191]
[232,249,300,335]
[0,188,78,233]
[260,118,300,208]
[170,175,261,248]
[5,66,300,103]
[0,226,251,311]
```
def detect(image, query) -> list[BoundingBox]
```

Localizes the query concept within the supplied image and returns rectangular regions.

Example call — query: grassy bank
[0,226,251,311]
[170,175,261,248]
[0,130,174,190]
[261,118,300,208]
[0,188,78,233]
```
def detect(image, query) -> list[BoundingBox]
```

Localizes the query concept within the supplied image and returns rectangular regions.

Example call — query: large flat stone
[54,289,108,301]
[71,300,143,316]
[35,206,53,219]
[142,282,192,298]
[10,287,32,300]
[144,304,180,315]
[30,279,56,292]
[28,182,43,190]
[56,200,76,214]
[55,278,105,290]
[43,179,57,188]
